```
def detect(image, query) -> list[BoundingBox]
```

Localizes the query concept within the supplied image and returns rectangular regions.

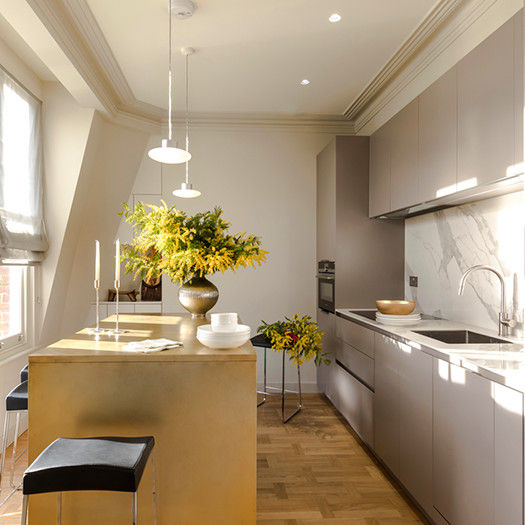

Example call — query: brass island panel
[28,314,256,524]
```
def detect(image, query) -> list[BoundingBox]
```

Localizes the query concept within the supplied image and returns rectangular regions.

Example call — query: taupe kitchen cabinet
[368,10,523,218]
[316,139,336,261]
[389,99,419,211]
[316,136,404,309]
[332,316,374,447]
[457,15,516,188]
[369,120,391,217]
[418,67,457,202]
[374,332,432,515]
[316,308,336,395]
[433,359,523,525]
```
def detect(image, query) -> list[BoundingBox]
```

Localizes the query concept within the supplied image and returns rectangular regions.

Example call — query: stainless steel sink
[413,330,509,344]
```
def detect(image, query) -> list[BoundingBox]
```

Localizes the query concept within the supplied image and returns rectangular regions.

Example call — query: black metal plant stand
[251,335,302,423]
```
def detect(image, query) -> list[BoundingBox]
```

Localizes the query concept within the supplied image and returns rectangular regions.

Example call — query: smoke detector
[170,0,195,19]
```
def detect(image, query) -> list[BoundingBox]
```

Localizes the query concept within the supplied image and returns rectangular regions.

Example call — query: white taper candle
[115,239,121,282]
[95,240,100,281]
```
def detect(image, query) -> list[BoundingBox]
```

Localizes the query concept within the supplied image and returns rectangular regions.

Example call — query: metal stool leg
[257,348,267,407]
[281,352,302,424]
[132,491,137,525]
[0,411,10,478]
[10,412,21,487]
[57,492,62,525]
[12,413,20,460]
[151,450,158,525]
[20,494,28,525]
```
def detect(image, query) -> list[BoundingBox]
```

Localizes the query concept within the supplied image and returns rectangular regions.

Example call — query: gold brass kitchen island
[28,314,257,524]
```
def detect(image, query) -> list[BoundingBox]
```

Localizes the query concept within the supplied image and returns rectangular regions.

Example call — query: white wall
[117,128,332,392]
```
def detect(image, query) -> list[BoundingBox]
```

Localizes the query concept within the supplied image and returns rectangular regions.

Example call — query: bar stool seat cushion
[20,365,28,383]
[23,436,155,495]
[250,334,272,348]
[6,381,28,411]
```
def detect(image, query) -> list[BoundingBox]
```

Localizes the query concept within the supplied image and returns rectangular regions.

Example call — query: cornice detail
[346,0,504,133]
[24,0,510,135]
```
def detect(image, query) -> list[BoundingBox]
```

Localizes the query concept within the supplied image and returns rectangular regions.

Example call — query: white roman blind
[0,67,47,263]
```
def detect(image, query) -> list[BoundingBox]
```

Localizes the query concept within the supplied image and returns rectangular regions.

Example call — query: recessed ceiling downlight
[300,79,310,85]
[329,13,342,23]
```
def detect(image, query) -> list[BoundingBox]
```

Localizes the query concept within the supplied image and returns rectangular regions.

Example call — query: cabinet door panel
[317,310,335,394]
[369,125,390,217]
[433,360,494,525]
[316,140,336,260]
[336,341,374,389]
[390,99,419,210]
[374,333,400,476]
[494,383,523,525]
[336,317,374,358]
[334,361,374,447]
[398,343,433,515]
[419,68,457,201]
[514,11,523,167]
[458,17,515,187]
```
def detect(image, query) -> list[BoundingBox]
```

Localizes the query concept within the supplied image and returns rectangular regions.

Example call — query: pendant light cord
[185,51,190,184]
[168,0,173,142]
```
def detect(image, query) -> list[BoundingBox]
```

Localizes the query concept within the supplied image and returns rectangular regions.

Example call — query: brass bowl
[376,300,416,315]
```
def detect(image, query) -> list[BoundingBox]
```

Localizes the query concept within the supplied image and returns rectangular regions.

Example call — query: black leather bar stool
[20,365,28,383]
[21,436,157,525]
[1,380,28,485]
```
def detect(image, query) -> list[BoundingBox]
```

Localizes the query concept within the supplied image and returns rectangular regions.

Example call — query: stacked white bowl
[375,311,421,326]
[197,313,251,349]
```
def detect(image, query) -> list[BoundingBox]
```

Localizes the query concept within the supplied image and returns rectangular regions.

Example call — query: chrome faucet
[458,265,514,337]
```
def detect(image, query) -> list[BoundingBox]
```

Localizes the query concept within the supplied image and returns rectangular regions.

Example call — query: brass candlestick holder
[108,279,128,335]
[88,280,107,335]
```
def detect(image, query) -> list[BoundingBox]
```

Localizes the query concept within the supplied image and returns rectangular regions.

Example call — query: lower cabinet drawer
[336,317,374,358]
[336,340,374,389]
[332,361,374,447]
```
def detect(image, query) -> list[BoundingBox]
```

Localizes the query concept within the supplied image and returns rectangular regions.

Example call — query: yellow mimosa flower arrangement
[258,314,329,366]
[121,201,268,316]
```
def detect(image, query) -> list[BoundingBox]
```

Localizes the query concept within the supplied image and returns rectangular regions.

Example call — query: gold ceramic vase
[178,276,219,318]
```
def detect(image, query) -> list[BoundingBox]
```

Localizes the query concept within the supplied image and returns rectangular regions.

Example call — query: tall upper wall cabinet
[457,16,515,187]
[369,11,523,218]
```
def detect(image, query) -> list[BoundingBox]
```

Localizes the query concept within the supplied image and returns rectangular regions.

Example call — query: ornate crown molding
[22,0,515,135]
[23,0,355,134]
[345,0,517,134]
[344,0,464,121]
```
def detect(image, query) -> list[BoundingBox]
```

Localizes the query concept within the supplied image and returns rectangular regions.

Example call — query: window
[0,266,25,350]
[0,67,45,355]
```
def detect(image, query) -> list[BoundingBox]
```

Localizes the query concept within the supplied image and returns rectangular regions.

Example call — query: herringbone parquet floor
[0,394,427,524]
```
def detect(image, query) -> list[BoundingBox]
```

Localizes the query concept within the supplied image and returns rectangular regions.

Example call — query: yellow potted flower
[257,315,329,366]
[121,202,267,317]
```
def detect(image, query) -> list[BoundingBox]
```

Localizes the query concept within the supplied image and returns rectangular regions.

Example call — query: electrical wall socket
[409,276,418,287]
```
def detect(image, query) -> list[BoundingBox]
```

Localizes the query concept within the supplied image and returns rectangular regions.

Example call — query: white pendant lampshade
[173,182,201,198]
[173,47,201,197]
[148,139,191,164]
[148,0,192,165]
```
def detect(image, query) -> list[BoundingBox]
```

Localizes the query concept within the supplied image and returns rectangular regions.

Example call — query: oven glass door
[318,276,335,312]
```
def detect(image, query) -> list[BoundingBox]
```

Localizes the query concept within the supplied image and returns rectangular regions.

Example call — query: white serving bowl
[197,324,251,349]
[210,312,238,332]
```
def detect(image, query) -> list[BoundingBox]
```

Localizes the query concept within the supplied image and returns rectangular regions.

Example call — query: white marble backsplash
[405,192,524,334]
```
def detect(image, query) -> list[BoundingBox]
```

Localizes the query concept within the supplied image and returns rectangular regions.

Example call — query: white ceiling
[85,0,436,116]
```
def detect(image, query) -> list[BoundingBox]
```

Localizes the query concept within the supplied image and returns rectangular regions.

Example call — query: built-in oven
[317,260,335,313]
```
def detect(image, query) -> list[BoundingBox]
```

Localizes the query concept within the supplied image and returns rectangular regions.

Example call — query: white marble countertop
[336,308,525,393]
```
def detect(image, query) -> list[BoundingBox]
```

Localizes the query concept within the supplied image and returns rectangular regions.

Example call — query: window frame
[0,265,35,360]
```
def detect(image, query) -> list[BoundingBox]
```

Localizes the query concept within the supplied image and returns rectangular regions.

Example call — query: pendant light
[148,0,192,164]
[173,47,201,198]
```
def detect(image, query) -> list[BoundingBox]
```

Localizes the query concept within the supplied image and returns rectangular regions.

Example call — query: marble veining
[405,192,524,334]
